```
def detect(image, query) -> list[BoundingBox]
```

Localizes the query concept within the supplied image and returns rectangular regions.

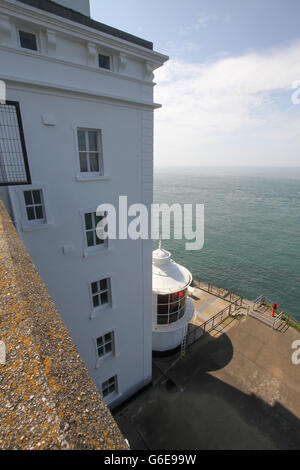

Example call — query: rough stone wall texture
[0,199,127,449]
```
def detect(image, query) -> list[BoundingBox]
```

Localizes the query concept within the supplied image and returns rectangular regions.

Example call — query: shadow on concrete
[114,330,300,450]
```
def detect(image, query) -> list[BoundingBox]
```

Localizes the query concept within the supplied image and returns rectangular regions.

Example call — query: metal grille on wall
[0,101,31,186]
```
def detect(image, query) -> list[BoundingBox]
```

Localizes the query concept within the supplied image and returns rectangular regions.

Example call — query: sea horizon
[154,166,300,321]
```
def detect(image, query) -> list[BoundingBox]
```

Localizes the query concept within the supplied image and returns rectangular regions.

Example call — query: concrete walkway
[189,286,234,327]
[114,315,300,450]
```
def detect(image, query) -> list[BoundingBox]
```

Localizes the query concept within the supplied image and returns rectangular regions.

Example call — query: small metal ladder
[181,334,187,358]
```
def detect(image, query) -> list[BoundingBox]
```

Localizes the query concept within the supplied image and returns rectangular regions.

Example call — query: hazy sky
[90,0,300,167]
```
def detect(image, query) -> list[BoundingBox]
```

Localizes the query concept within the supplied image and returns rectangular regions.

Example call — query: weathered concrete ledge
[0,199,127,450]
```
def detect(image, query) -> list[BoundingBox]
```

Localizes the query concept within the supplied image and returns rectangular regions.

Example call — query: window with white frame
[96,332,114,359]
[101,375,118,398]
[77,129,103,174]
[23,189,45,222]
[84,212,107,248]
[91,278,111,308]
[19,30,38,51]
[98,53,111,70]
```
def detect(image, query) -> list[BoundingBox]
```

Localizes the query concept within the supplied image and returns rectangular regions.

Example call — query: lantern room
[152,245,194,353]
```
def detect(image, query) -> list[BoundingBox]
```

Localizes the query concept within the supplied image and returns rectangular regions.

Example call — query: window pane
[95,213,104,225]
[104,333,111,342]
[89,153,99,172]
[169,313,179,324]
[88,131,98,151]
[170,292,179,303]
[100,279,107,291]
[157,315,168,325]
[101,292,108,304]
[103,388,108,397]
[97,347,104,357]
[19,31,37,51]
[99,54,110,70]
[105,343,112,353]
[35,205,44,220]
[24,191,33,206]
[108,385,115,393]
[79,152,88,172]
[158,294,169,305]
[32,190,41,204]
[169,301,180,313]
[93,295,99,308]
[91,282,98,294]
[77,131,86,151]
[86,231,94,247]
[96,235,104,245]
[26,206,35,220]
[97,337,103,346]
[85,213,93,230]
[158,304,168,314]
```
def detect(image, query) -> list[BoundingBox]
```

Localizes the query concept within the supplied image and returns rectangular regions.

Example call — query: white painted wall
[0,0,168,408]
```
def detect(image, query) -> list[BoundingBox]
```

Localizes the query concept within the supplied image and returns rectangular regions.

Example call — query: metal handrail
[253,295,300,328]
[193,279,243,306]
[185,300,241,349]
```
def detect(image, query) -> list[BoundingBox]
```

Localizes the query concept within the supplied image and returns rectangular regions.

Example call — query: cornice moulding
[0,44,156,87]
[1,1,169,66]
[1,74,162,109]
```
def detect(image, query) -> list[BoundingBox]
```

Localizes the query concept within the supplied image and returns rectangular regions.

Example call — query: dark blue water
[154,167,300,321]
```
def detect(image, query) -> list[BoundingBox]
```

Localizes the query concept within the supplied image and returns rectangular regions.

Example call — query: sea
[153,167,300,322]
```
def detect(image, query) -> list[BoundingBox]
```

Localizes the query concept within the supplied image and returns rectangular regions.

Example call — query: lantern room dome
[152,247,192,295]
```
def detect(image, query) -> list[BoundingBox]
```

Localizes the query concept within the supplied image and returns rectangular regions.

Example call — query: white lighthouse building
[152,245,194,353]
[0,0,168,408]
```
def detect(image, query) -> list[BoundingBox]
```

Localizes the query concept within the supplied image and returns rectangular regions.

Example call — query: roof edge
[17,0,154,50]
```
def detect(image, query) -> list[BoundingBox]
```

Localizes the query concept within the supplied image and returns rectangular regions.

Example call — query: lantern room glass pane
[179,308,185,320]
[157,315,168,325]
[158,304,168,314]
[157,288,188,325]
[170,292,179,303]
[157,294,169,305]
[169,301,180,313]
